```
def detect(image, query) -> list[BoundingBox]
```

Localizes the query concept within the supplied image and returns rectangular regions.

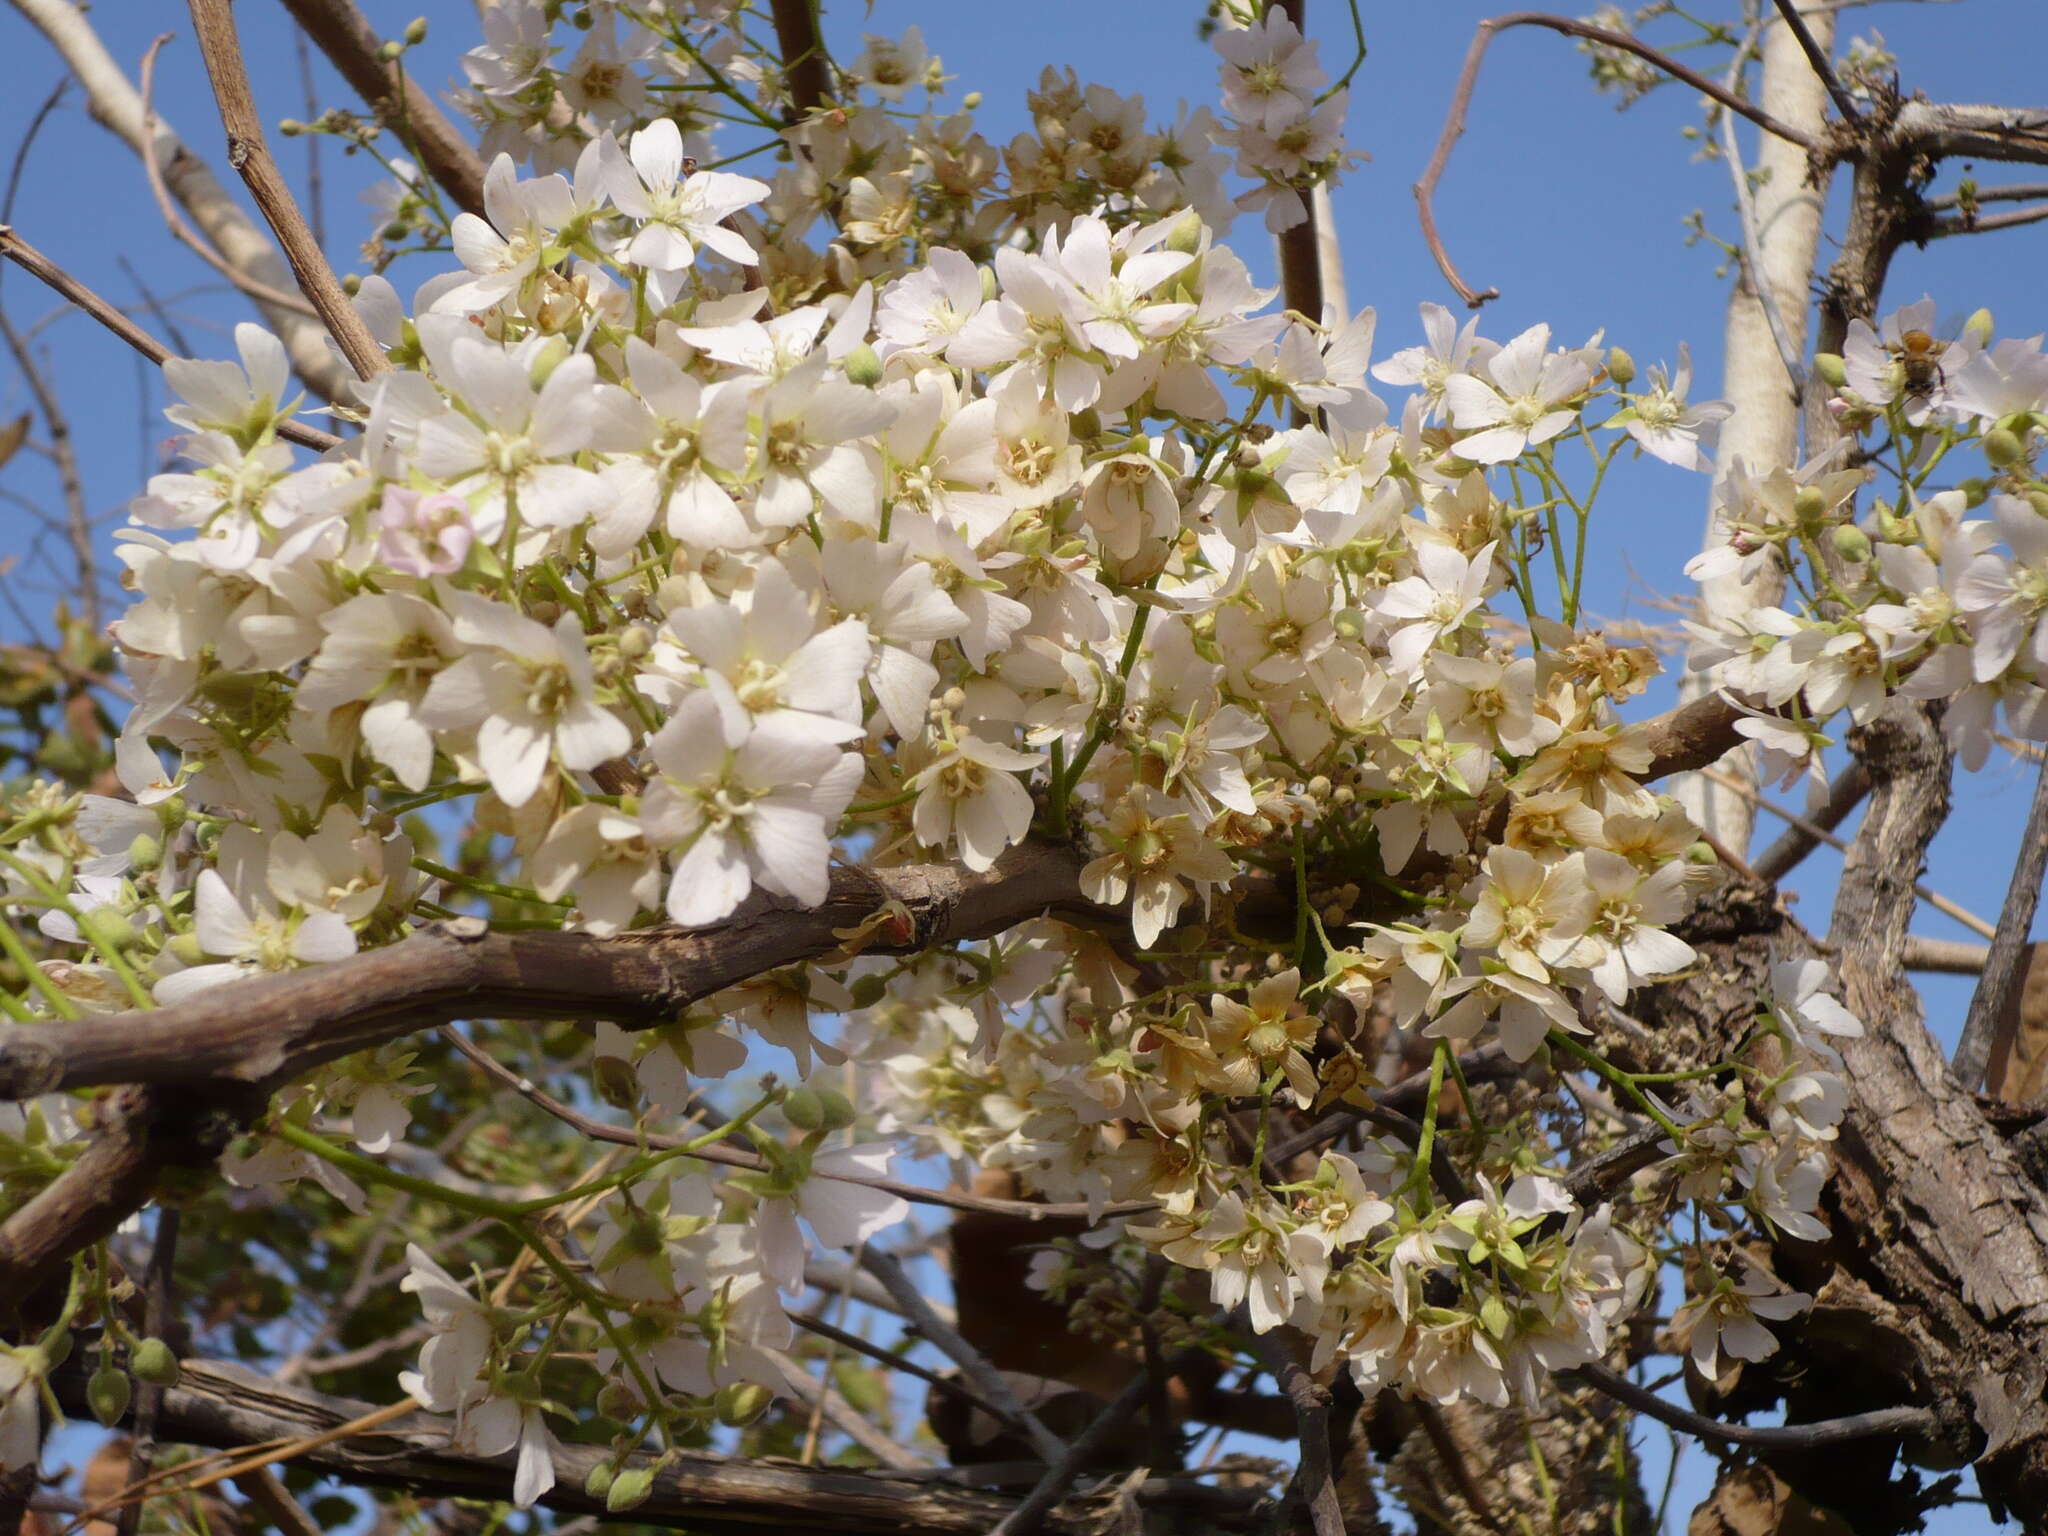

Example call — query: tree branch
[50,1359,1251,1536]
[274,0,488,218]
[1753,759,1869,882]
[1952,751,2048,1090]
[185,0,387,381]
[768,0,835,123]
[1252,1331,1345,1536]
[8,0,353,402]
[1769,0,1859,124]
[0,226,341,452]
[1416,11,1828,307]
[1566,1361,1934,1450]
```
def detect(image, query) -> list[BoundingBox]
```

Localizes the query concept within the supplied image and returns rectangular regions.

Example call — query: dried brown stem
[1416,11,1827,307]
[185,0,387,380]
[115,1206,181,1536]
[137,34,320,320]
[0,225,341,452]
[858,1248,1071,1465]
[275,0,488,218]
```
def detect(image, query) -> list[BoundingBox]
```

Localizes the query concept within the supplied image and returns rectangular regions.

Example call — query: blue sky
[3,0,2044,1528]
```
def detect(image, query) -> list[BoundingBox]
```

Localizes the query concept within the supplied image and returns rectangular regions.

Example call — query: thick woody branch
[275,0,488,218]
[1895,101,2048,167]
[0,841,1096,1101]
[50,1360,1253,1536]
[1416,11,1827,307]
[0,226,341,452]
[8,0,352,402]
[186,0,387,382]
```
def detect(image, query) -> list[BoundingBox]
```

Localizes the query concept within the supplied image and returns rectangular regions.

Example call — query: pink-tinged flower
[377,486,476,576]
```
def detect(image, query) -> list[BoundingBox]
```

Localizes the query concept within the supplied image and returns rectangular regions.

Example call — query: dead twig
[1417,11,1828,306]
[1952,751,2048,1089]
[0,226,340,451]
[1769,0,1859,124]
[185,0,387,380]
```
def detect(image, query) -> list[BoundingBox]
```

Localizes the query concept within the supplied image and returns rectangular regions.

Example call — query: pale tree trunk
[1673,8,1835,854]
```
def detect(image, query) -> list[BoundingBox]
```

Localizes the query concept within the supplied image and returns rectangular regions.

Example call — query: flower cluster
[8,0,2034,1500]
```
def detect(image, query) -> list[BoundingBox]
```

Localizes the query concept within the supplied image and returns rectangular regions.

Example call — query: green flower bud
[88,1365,131,1427]
[378,38,404,60]
[842,343,884,387]
[130,1337,180,1387]
[1792,486,1828,527]
[278,118,305,136]
[592,1054,641,1111]
[79,908,138,955]
[1985,427,2027,468]
[1813,353,1848,389]
[607,1466,655,1512]
[1606,347,1636,387]
[127,832,164,874]
[848,973,888,1010]
[980,266,999,302]
[1958,478,1990,509]
[1831,524,1873,564]
[715,1381,775,1426]
[156,797,187,833]
[1964,308,1995,349]
[784,1087,828,1131]
[2030,490,2048,519]
[1165,208,1205,256]
[1685,840,1718,866]
[813,1088,857,1132]
[619,624,654,660]
[584,1463,617,1501]
[404,16,428,45]
[595,1381,640,1421]
[1068,407,1102,440]
[962,90,983,109]
[527,335,571,388]
[169,932,207,966]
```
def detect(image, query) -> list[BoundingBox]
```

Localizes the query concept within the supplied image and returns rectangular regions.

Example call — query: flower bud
[1831,524,1873,564]
[1985,427,2027,468]
[784,1086,828,1131]
[1792,486,1828,527]
[169,932,207,966]
[619,624,654,660]
[607,1467,655,1512]
[848,972,888,1009]
[1813,353,1848,389]
[715,1381,775,1426]
[127,833,163,873]
[842,343,884,387]
[585,1463,617,1501]
[596,1381,640,1421]
[812,1088,857,1131]
[404,16,428,45]
[79,908,138,954]
[1964,308,1995,349]
[1685,840,1718,865]
[378,38,404,60]
[1165,208,1205,256]
[1958,478,1990,509]
[2030,490,2048,519]
[1606,347,1636,387]
[130,1337,180,1386]
[592,1054,641,1110]
[1068,407,1102,440]
[88,1366,131,1427]
[962,90,983,109]
[278,118,305,136]
[980,266,999,302]
[527,335,571,388]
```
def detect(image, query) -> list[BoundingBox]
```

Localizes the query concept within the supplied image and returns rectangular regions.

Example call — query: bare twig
[1928,201,2048,238]
[1769,0,1859,123]
[232,1468,322,1536]
[1251,1331,1344,1536]
[857,1248,1071,1465]
[767,0,835,122]
[292,28,324,248]
[1417,11,1827,306]
[185,0,387,380]
[1272,0,1326,345]
[992,1360,1183,1536]
[760,1344,930,1470]
[1567,1360,1935,1449]
[1952,753,2048,1089]
[10,0,352,401]
[1753,759,1869,881]
[1903,936,1989,974]
[0,79,98,631]
[1927,180,2048,210]
[790,1310,1017,1428]
[0,226,341,452]
[1699,764,1998,939]
[274,0,488,218]
[138,34,321,320]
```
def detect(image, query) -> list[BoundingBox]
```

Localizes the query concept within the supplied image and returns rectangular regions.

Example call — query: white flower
[910,732,1042,872]
[602,118,769,272]
[1675,1270,1810,1380]
[156,867,357,1003]
[641,691,861,926]
[0,1346,43,1472]
[1620,344,1730,471]
[1442,323,1590,463]
[162,322,292,442]
[1374,541,1497,677]
[756,1142,911,1291]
